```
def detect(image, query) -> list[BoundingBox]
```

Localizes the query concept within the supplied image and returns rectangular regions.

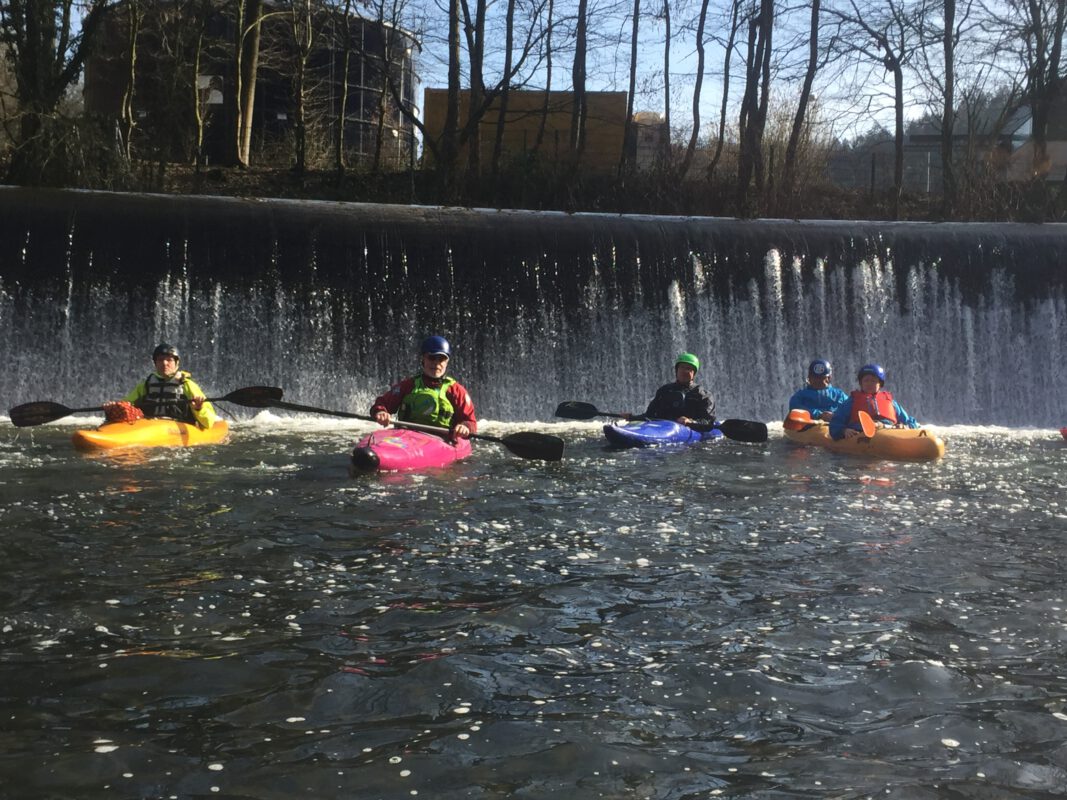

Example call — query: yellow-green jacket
[124,371,218,429]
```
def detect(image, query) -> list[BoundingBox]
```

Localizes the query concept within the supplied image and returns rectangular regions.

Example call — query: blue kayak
[603,419,724,448]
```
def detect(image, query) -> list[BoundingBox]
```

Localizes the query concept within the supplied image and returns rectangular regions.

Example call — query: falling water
[2,187,1066,426]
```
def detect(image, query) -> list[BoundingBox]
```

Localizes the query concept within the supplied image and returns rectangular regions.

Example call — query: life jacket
[398,375,456,428]
[137,371,196,424]
[848,389,897,425]
[650,382,711,421]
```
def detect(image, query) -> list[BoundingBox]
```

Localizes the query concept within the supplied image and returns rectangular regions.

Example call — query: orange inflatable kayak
[72,419,229,451]
[784,411,944,461]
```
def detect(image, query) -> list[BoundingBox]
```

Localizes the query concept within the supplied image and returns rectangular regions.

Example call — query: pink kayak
[351,428,473,472]
[1061,427,1067,441]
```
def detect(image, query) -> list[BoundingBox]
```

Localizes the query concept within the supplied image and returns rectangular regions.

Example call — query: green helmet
[675,352,700,371]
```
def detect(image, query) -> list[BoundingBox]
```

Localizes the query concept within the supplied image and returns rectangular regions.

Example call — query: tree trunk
[491,0,518,178]
[619,0,640,176]
[708,0,741,181]
[532,0,553,154]
[661,0,671,167]
[783,0,820,202]
[737,0,772,213]
[463,0,488,180]
[334,0,354,174]
[120,0,144,162]
[680,0,710,179]
[440,0,462,193]
[570,0,589,162]
[939,0,955,215]
[231,0,264,167]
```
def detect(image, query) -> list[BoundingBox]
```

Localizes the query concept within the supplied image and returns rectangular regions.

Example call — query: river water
[2,415,1067,799]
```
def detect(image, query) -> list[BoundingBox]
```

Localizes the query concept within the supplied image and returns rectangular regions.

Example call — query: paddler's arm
[687,386,716,427]
[892,401,920,429]
[828,398,853,439]
[182,377,217,429]
[122,381,147,405]
[370,378,412,426]
[789,387,830,420]
[446,382,477,437]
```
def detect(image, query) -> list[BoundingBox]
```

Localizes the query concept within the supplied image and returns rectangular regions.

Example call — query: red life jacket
[849,390,897,425]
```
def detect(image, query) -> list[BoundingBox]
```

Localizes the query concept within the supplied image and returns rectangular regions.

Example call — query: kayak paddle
[266,399,566,462]
[857,410,878,438]
[785,408,877,437]
[7,386,284,428]
[554,400,768,444]
[784,409,819,431]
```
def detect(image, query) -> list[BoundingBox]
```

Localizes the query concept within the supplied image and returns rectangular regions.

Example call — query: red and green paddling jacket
[371,375,478,434]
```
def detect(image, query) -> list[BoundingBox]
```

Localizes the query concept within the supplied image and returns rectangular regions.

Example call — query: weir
[1,187,1064,426]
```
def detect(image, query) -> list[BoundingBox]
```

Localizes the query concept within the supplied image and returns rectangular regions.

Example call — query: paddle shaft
[7,386,283,427]
[267,399,490,442]
[554,401,767,443]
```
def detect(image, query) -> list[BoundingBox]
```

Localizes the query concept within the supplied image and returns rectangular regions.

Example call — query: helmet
[420,335,451,358]
[857,363,886,384]
[675,352,700,371]
[808,359,832,377]
[152,343,180,361]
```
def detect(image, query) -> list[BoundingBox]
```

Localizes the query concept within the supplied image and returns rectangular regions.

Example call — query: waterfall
[2,187,1066,426]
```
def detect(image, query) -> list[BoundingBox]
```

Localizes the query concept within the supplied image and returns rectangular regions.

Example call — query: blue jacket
[788,385,849,418]
[829,395,920,439]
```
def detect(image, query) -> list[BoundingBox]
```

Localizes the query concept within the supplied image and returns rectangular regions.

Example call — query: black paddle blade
[500,432,566,461]
[554,401,599,420]
[9,401,79,427]
[218,386,284,408]
[718,418,769,443]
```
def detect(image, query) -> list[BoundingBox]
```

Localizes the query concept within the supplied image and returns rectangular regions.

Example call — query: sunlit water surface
[2,415,1067,799]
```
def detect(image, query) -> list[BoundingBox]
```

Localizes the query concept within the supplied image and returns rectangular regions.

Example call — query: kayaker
[829,363,920,439]
[370,335,477,440]
[623,352,716,430]
[103,343,218,429]
[788,359,848,421]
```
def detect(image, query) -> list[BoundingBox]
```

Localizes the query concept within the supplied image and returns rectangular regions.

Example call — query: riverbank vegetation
[2,0,1066,221]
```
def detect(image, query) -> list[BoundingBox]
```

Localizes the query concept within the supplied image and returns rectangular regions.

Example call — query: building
[421,89,629,174]
[83,0,420,168]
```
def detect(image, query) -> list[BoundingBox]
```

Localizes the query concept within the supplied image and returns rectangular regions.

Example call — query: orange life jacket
[849,390,897,425]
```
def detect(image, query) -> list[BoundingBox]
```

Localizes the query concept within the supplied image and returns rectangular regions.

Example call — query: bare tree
[707,0,742,181]
[618,0,640,175]
[679,0,710,178]
[737,0,773,213]
[570,0,589,160]
[119,0,145,160]
[0,0,112,183]
[984,0,1067,177]
[490,0,519,177]
[279,0,318,172]
[826,0,929,217]
[781,0,823,201]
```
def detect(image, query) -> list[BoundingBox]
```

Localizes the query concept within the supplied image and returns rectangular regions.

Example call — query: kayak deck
[784,420,944,461]
[72,419,229,451]
[351,428,472,472]
[603,419,723,449]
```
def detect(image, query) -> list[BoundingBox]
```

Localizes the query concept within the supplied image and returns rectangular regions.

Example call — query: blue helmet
[420,335,451,358]
[858,363,886,384]
[808,359,832,377]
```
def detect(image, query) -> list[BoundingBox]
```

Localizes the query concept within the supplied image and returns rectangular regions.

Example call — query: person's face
[859,374,882,393]
[422,353,448,379]
[154,354,179,377]
[675,364,696,384]
[808,372,831,389]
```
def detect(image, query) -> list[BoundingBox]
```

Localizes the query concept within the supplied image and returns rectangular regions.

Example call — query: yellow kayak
[783,416,944,461]
[72,419,229,451]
